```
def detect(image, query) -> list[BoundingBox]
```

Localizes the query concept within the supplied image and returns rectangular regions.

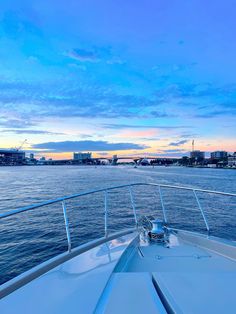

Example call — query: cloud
[119,129,157,138]
[66,48,99,62]
[32,140,149,152]
[159,83,217,99]
[169,140,188,146]
[195,109,236,118]
[179,132,198,139]
[1,79,236,123]
[0,118,36,129]
[79,134,93,139]
[65,46,125,65]
[156,152,189,157]
[150,111,173,118]
[123,150,188,157]
[1,129,64,135]
[0,80,166,119]
[152,83,236,110]
[102,124,192,130]
[163,149,187,153]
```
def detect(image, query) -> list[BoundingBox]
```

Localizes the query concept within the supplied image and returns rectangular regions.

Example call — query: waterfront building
[73,152,92,161]
[0,149,25,165]
[228,152,236,167]
[210,151,228,159]
[190,150,205,160]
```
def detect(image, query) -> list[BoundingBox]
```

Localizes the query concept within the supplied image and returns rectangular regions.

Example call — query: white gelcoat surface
[153,272,236,314]
[0,233,136,314]
[95,273,167,314]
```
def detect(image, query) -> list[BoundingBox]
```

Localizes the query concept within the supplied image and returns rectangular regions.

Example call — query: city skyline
[0,0,236,159]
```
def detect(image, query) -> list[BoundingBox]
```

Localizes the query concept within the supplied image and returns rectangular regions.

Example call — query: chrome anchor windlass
[148,219,168,243]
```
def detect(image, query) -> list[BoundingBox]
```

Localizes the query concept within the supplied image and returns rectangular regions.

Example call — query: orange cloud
[118,129,157,138]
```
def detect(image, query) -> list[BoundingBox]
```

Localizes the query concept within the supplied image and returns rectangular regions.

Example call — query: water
[0,165,236,285]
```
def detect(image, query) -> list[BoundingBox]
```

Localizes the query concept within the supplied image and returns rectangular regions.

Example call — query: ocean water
[0,165,236,284]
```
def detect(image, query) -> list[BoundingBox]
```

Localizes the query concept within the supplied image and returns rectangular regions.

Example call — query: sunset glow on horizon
[0,0,235,159]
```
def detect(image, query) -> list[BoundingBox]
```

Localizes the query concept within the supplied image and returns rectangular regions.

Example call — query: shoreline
[0,164,235,170]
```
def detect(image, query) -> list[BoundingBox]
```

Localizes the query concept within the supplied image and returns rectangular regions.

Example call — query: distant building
[112,155,118,165]
[73,152,92,161]
[208,164,217,168]
[210,151,227,159]
[0,149,25,165]
[190,150,205,160]
[228,152,236,167]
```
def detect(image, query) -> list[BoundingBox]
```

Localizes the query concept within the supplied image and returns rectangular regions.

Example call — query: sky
[0,0,235,159]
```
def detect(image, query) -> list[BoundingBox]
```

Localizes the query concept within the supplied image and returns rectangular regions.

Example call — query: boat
[0,182,236,313]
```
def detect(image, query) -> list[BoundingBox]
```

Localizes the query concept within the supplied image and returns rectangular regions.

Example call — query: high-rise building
[0,150,25,165]
[210,151,227,159]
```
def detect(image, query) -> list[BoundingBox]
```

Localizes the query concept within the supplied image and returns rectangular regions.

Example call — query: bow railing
[1,182,236,252]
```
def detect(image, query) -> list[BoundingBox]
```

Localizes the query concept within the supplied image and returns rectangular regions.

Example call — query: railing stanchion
[104,190,108,237]
[62,200,72,252]
[193,190,210,233]
[129,186,138,228]
[158,186,167,223]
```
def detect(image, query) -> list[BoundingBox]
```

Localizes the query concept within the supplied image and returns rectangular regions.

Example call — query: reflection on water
[0,165,235,284]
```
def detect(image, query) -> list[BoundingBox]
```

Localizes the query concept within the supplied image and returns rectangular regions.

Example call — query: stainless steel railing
[1,183,236,252]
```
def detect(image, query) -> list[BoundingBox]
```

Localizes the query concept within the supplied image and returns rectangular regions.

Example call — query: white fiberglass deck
[2,229,236,314]
[0,233,136,314]
[96,230,236,314]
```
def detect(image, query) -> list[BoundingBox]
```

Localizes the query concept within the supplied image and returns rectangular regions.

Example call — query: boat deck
[96,231,236,313]
[1,230,236,314]
[0,233,136,314]
[124,233,236,273]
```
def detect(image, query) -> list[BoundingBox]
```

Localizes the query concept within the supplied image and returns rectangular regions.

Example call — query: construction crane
[15,139,27,151]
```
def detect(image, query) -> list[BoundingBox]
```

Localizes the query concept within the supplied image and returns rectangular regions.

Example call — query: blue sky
[0,0,235,158]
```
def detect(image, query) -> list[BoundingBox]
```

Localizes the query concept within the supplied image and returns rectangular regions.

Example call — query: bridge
[34,155,175,166]
[82,155,176,165]
[102,156,161,165]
